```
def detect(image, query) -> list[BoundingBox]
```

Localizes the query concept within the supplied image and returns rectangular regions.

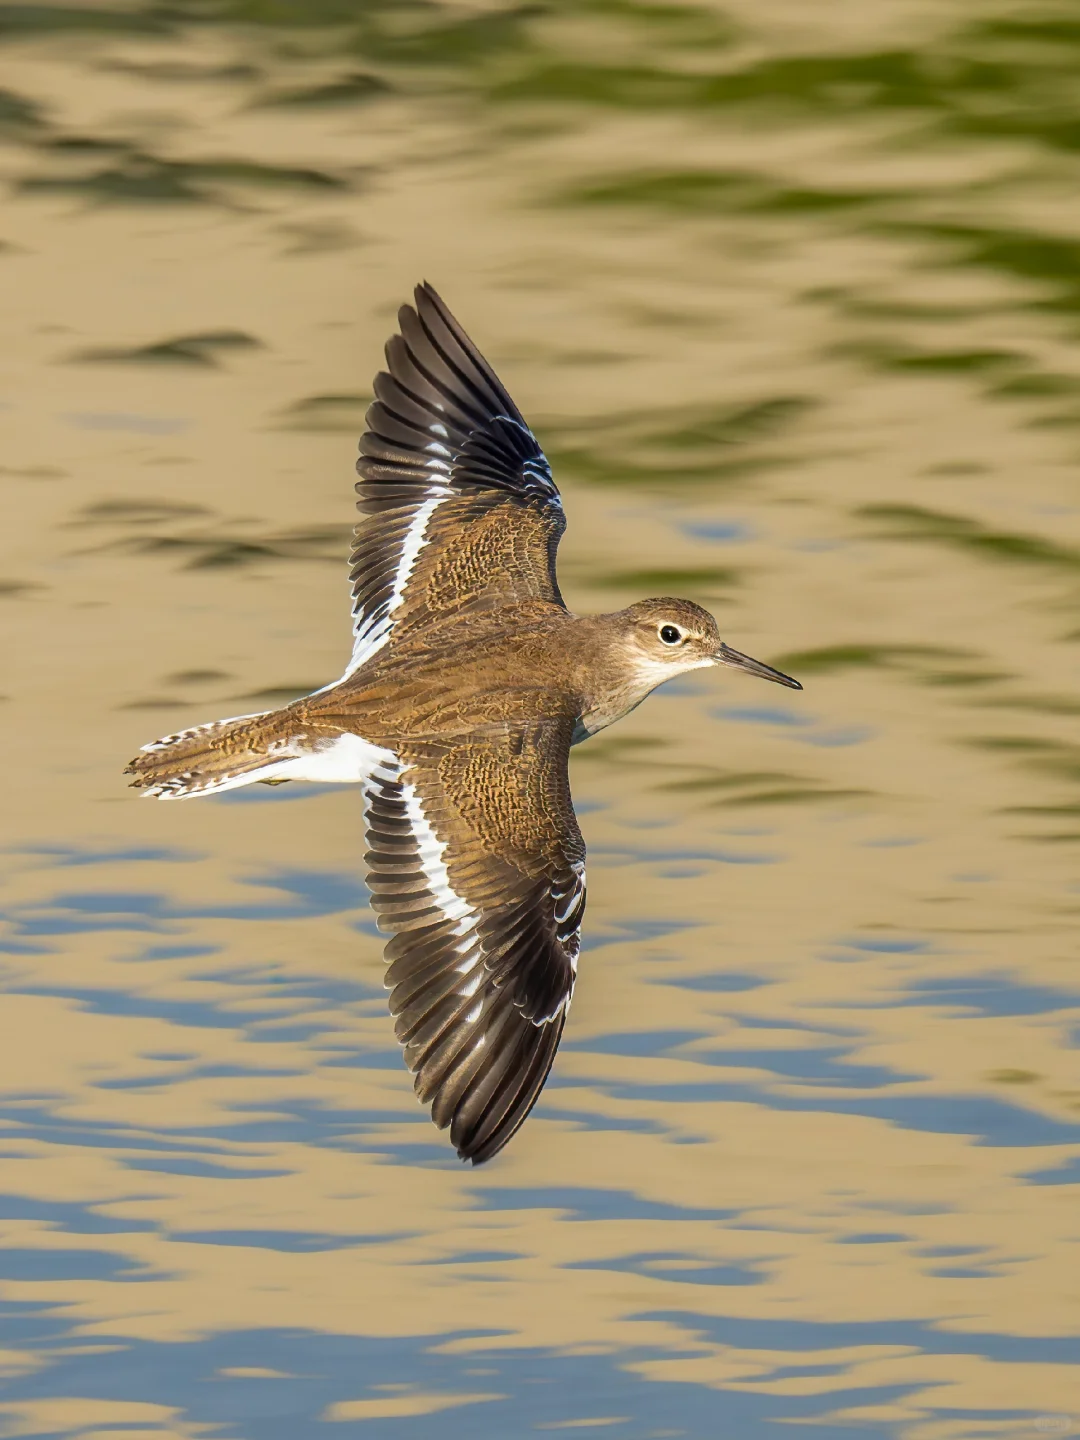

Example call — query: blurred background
[1,1,1079,1436]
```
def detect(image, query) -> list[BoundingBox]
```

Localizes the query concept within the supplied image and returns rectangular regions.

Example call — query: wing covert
[362,719,584,1164]
[344,284,565,680]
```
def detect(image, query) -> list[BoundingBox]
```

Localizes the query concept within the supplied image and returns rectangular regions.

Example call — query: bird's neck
[564,615,665,743]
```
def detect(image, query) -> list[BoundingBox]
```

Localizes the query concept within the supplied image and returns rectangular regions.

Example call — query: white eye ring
[659,624,683,645]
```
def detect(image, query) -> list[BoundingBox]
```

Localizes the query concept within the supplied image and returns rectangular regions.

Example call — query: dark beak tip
[715,643,802,692]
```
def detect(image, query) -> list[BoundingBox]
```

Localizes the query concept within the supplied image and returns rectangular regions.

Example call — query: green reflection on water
[69,331,262,368]
[18,151,350,205]
[859,505,1080,572]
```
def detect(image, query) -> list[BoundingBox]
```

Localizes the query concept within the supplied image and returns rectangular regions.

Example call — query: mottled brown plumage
[126,283,801,1164]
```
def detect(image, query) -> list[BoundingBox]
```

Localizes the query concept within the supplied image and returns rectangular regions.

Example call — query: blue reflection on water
[582,916,699,951]
[587,1080,1080,1146]
[680,519,754,543]
[143,944,218,959]
[98,1063,300,1090]
[247,867,370,912]
[925,1264,999,1278]
[0,1249,159,1281]
[0,1194,157,1234]
[205,962,382,1000]
[565,1029,706,1057]
[838,936,929,954]
[658,971,767,991]
[898,974,1080,1017]
[713,706,810,727]
[6,981,382,1042]
[837,1233,907,1244]
[215,782,341,804]
[687,1044,915,1089]
[18,844,201,867]
[799,725,875,747]
[565,1029,914,1093]
[645,1308,1080,1364]
[594,844,779,868]
[120,1157,293,1178]
[0,1094,426,1167]
[0,1102,245,1154]
[709,707,873,748]
[423,1250,525,1265]
[916,1245,983,1257]
[565,1252,764,1286]
[11,986,258,1029]
[536,1105,665,1136]
[0,1303,1069,1440]
[1,866,374,940]
[167,1229,395,1252]
[8,944,385,1041]
[468,1187,739,1222]
[0,1305,908,1439]
[1022,1154,1080,1185]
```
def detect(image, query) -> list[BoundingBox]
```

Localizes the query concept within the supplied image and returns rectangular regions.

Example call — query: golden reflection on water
[1,2,1078,1436]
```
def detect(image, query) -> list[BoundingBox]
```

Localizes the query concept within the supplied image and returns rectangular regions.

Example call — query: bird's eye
[659,624,682,645]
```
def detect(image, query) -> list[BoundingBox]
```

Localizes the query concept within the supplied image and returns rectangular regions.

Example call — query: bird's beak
[713,643,802,690]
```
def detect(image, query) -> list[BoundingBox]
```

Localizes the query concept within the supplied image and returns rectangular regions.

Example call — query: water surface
[1,3,1078,1436]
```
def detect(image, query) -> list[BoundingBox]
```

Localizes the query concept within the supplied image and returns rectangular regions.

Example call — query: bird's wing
[362,717,584,1164]
[345,283,566,680]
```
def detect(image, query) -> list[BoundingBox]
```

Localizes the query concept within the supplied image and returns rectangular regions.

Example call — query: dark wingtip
[415,279,442,310]
[414,281,456,334]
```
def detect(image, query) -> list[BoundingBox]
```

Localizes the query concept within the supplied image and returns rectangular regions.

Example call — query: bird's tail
[125,710,294,799]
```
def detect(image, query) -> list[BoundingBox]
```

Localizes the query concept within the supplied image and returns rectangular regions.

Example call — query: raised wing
[345,284,566,680]
[362,718,585,1164]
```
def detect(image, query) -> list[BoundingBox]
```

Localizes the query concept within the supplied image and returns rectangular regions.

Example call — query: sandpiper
[127,284,801,1164]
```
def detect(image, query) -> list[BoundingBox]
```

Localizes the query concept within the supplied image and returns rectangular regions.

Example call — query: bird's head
[621,597,802,690]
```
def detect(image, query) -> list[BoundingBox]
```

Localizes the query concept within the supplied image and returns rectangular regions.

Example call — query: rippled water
[2,3,1079,1436]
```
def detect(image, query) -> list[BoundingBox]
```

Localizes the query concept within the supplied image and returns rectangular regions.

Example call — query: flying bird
[127,284,801,1164]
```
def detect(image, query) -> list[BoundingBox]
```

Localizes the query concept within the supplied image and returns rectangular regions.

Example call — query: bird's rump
[362,716,585,1164]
